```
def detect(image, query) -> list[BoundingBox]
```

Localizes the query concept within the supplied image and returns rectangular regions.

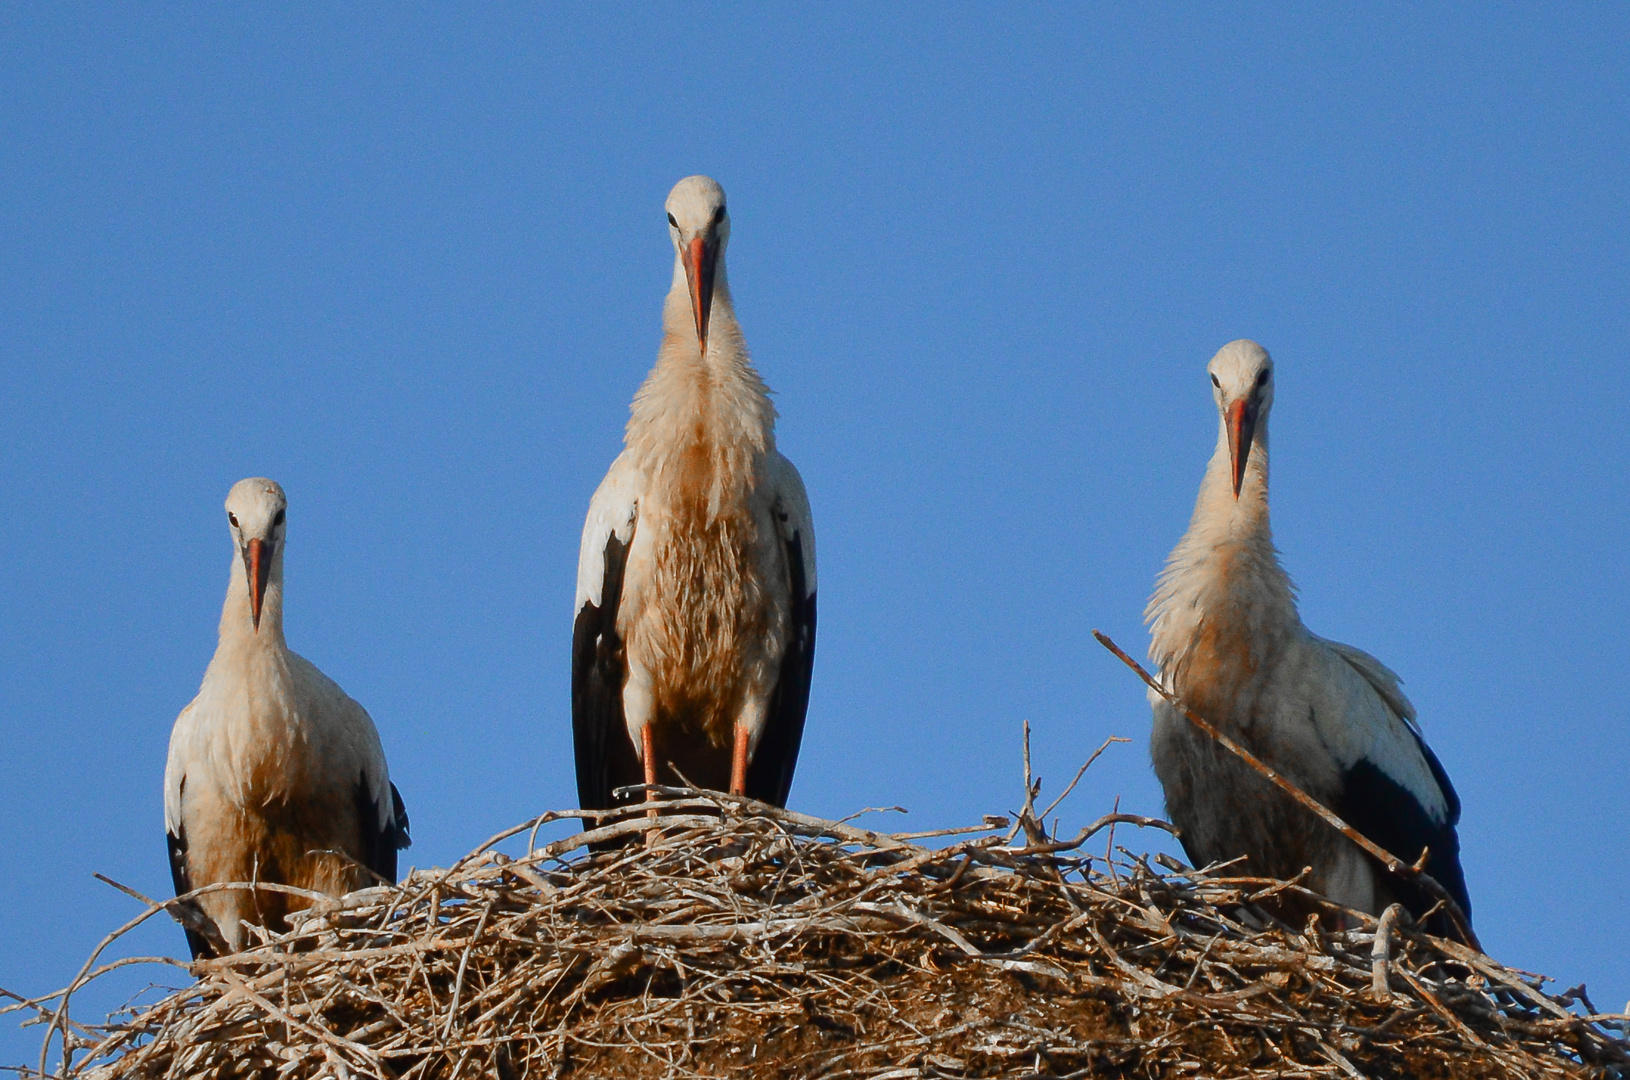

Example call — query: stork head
[665,175,730,358]
[1207,340,1274,498]
[224,478,287,631]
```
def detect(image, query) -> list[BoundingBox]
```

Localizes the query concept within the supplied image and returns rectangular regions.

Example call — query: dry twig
[12,784,1624,1080]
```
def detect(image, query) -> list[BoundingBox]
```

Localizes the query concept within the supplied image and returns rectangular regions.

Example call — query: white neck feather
[1146,413,1300,695]
[624,253,778,519]
[217,550,288,652]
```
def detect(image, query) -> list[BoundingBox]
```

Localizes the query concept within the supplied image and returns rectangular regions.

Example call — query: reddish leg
[642,726,659,817]
[730,725,750,797]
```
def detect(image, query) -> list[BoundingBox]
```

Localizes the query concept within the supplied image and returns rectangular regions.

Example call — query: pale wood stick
[1372,902,1402,999]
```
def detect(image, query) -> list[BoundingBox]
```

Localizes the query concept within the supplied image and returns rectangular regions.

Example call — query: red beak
[244,538,272,630]
[683,235,716,357]
[1226,398,1259,498]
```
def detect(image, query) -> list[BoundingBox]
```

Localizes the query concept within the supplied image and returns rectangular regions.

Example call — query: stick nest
[20,790,1630,1080]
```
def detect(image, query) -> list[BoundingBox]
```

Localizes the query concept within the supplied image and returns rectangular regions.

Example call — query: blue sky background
[3,5,1628,1065]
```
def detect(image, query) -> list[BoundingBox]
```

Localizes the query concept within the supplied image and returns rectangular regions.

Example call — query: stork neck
[1199,409,1272,538]
[218,550,287,651]
[1146,412,1299,695]
[625,253,778,512]
[656,254,753,380]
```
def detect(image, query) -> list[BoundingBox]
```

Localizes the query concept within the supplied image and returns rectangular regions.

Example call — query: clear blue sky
[3,6,1627,1063]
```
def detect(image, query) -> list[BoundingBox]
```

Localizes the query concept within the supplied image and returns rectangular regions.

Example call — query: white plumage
[164,478,409,958]
[1146,340,1470,936]
[573,176,816,816]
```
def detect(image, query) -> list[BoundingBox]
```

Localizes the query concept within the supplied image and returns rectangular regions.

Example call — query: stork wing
[353,774,411,883]
[1323,638,1418,730]
[165,812,210,960]
[162,699,197,841]
[289,655,409,882]
[744,453,817,808]
[163,700,211,959]
[572,454,643,813]
[1337,733,1471,937]
[1312,639,1472,936]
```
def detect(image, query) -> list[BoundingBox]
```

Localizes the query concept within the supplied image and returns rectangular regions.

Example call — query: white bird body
[165,479,408,957]
[574,177,816,811]
[1146,341,1469,934]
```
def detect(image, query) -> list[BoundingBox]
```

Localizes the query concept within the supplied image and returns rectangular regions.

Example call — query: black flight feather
[572,529,641,817]
[165,817,209,961]
[1338,732,1472,940]
[743,526,816,807]
[353,773,410,885]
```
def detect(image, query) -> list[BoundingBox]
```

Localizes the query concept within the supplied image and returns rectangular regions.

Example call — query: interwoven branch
[8,786,1625,1079]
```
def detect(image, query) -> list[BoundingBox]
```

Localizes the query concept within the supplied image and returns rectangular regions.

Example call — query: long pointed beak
[683,235,716,357]
[1226,399,1258,499]
[243,538,272,630]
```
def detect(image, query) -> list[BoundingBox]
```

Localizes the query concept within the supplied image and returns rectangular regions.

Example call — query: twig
[92,873,230,957]
[31,784,1619,1079]
[1039,736,1129,822]
[1371,903,1402,1000]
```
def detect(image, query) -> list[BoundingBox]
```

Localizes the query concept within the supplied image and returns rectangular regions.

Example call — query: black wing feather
[1338,731,1472,939]
[166,812,209,961]
[352,774,411,885]
[391,782,412,850]
[572,530,643,817]
[744,526,816,808]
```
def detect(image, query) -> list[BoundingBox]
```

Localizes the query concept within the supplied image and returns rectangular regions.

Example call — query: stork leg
[640,725,662,846]
[730,725,750,797]
[641,725,659,815]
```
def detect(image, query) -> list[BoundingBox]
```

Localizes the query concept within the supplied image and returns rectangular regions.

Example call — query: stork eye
[712,204,726,224]
[273,509,285,527]
[1210,374,1221,388]
[227,512,239,528]
[667,213,678,229]
[1257,369,1270,385]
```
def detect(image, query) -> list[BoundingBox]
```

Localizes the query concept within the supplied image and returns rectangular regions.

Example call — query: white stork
[573,175,816,816]
[164,478,409,958]
[1145,340,1471,937]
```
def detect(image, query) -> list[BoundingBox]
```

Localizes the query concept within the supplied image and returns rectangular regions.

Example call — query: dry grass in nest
[7,765,1629,1080]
